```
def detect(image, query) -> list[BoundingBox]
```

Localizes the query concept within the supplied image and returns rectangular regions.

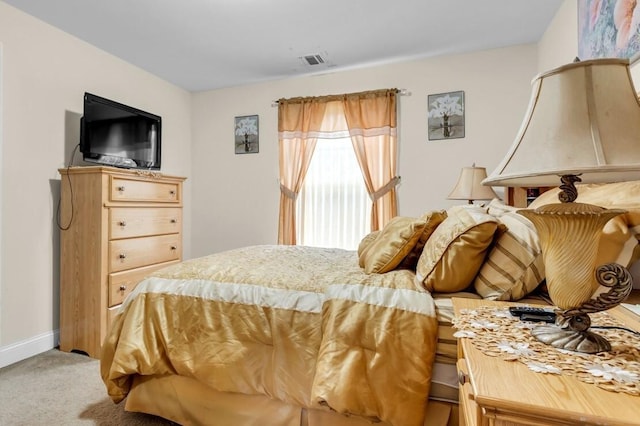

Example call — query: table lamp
[447,164,498,204]
[483,58,640,353]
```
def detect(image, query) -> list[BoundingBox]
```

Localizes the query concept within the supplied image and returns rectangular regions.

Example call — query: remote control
[520,312,557,323]
[508,306,554,317]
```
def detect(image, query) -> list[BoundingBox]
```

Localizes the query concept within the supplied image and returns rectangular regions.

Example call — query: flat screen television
[80,92,161,170]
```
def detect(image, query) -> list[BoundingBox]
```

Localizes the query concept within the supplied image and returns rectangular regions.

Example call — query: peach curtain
[277,90,398,244]
[277,98,326,245]
[343,89,399,231]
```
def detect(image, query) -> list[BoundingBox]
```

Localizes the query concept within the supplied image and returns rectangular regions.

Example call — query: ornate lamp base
[516,175,634,354]
[531,314,611,354]
[530,263,632,354]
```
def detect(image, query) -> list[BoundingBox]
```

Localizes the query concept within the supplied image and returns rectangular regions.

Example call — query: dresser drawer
[109,234,181,273]
[108,260,180,307]
[110,177,180,203]
[110,207,182,239]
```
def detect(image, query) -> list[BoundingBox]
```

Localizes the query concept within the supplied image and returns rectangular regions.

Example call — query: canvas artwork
[428,91,465,141]
[578,0,640,61]
[234,115,259,154]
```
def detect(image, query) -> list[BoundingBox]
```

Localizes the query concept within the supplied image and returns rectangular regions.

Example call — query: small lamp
[448,164,499,204]
[484,58,640,353]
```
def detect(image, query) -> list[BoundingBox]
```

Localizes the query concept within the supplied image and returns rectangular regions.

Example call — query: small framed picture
[428,91,465,141]
[235,115,259,154]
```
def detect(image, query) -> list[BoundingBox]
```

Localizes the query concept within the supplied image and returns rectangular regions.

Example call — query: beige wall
[190,45,538,258]
[538,0,578,72]
[0,2,192,365]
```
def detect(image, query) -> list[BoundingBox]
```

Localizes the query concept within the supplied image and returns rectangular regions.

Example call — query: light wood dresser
[58,166,187,358]
[454,297,640,426]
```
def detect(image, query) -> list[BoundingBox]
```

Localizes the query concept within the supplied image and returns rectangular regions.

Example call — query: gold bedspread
[101,245,438,426]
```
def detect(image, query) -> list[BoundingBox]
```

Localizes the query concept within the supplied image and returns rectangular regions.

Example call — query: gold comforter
[101,245,438,426]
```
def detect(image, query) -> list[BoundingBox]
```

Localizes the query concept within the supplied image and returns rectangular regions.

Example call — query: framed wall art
[234,115,259,154]
[578,0,640,61]
[428,91,465,141]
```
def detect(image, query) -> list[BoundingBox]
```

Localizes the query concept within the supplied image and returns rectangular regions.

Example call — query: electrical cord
[591,325,640,337]
[56,144,80,231]
[531,291,639,337]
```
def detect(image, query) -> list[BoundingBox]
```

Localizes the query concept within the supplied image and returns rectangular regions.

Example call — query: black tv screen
[80,93,161,170]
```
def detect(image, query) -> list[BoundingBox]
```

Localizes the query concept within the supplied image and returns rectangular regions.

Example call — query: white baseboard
[0,329,59,369]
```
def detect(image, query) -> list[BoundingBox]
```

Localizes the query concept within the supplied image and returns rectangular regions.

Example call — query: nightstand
[453,297,640,426]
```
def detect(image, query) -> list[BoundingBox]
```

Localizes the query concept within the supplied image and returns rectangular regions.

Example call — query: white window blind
[296,138,370,250]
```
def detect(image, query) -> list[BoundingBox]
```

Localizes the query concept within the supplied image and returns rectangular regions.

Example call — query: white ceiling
[6,0,564,92]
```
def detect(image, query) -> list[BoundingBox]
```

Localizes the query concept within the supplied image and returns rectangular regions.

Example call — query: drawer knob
[117,186,125,192]
[119,285,127,292]
[458,371,469,386]
[118,221,127,227]
[170,245,178,251]
[169,190,176,195]
[119,253,127,259]
[170,219,177,224]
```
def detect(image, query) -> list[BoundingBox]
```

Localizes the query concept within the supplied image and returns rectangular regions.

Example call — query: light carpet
[0,349,175,425]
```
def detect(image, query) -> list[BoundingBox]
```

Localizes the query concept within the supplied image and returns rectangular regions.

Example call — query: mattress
[431,292,482,403]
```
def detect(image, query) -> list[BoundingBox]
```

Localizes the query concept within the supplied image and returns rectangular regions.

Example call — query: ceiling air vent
[303,54,326,66]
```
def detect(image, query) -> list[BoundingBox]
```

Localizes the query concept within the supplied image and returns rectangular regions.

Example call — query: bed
[101,244,445,426]
[100,188,640,426]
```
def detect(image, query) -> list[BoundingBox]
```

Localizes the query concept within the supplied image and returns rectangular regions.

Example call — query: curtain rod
[271,88,411,107]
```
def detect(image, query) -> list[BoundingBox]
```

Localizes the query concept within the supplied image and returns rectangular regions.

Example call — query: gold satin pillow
[357,230,380,267]
[399,210,448,270]
[360,216,427,274]
[416,205,499,293]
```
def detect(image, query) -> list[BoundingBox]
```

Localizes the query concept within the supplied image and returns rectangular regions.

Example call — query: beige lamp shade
[484,58,640,187]
[448,165,498,203]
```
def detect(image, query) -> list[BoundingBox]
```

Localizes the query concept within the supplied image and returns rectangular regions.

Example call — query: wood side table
[453,298,640,426]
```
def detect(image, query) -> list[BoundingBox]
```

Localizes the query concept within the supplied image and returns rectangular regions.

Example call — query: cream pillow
[398,210,447,270]
[416,205,499,293]
[474,211,544,301]
[360,216,427,274]
[486,198,519,217]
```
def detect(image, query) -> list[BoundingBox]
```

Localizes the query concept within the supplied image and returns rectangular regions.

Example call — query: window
[296,138,370,250]
[277,89,398,246]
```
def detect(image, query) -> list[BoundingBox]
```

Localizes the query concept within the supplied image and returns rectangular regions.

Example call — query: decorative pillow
[360,216,427,274]
[486,198,519,217]
[474,211,544,301]
[529,181,640,211]
[528,183,640,268]
[398,210,448,270]
[415,205,499,293]
[357,230,380,260]
[527,182,640,298]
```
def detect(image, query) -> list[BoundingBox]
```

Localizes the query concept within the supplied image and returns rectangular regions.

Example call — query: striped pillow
[474,211,544,301]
